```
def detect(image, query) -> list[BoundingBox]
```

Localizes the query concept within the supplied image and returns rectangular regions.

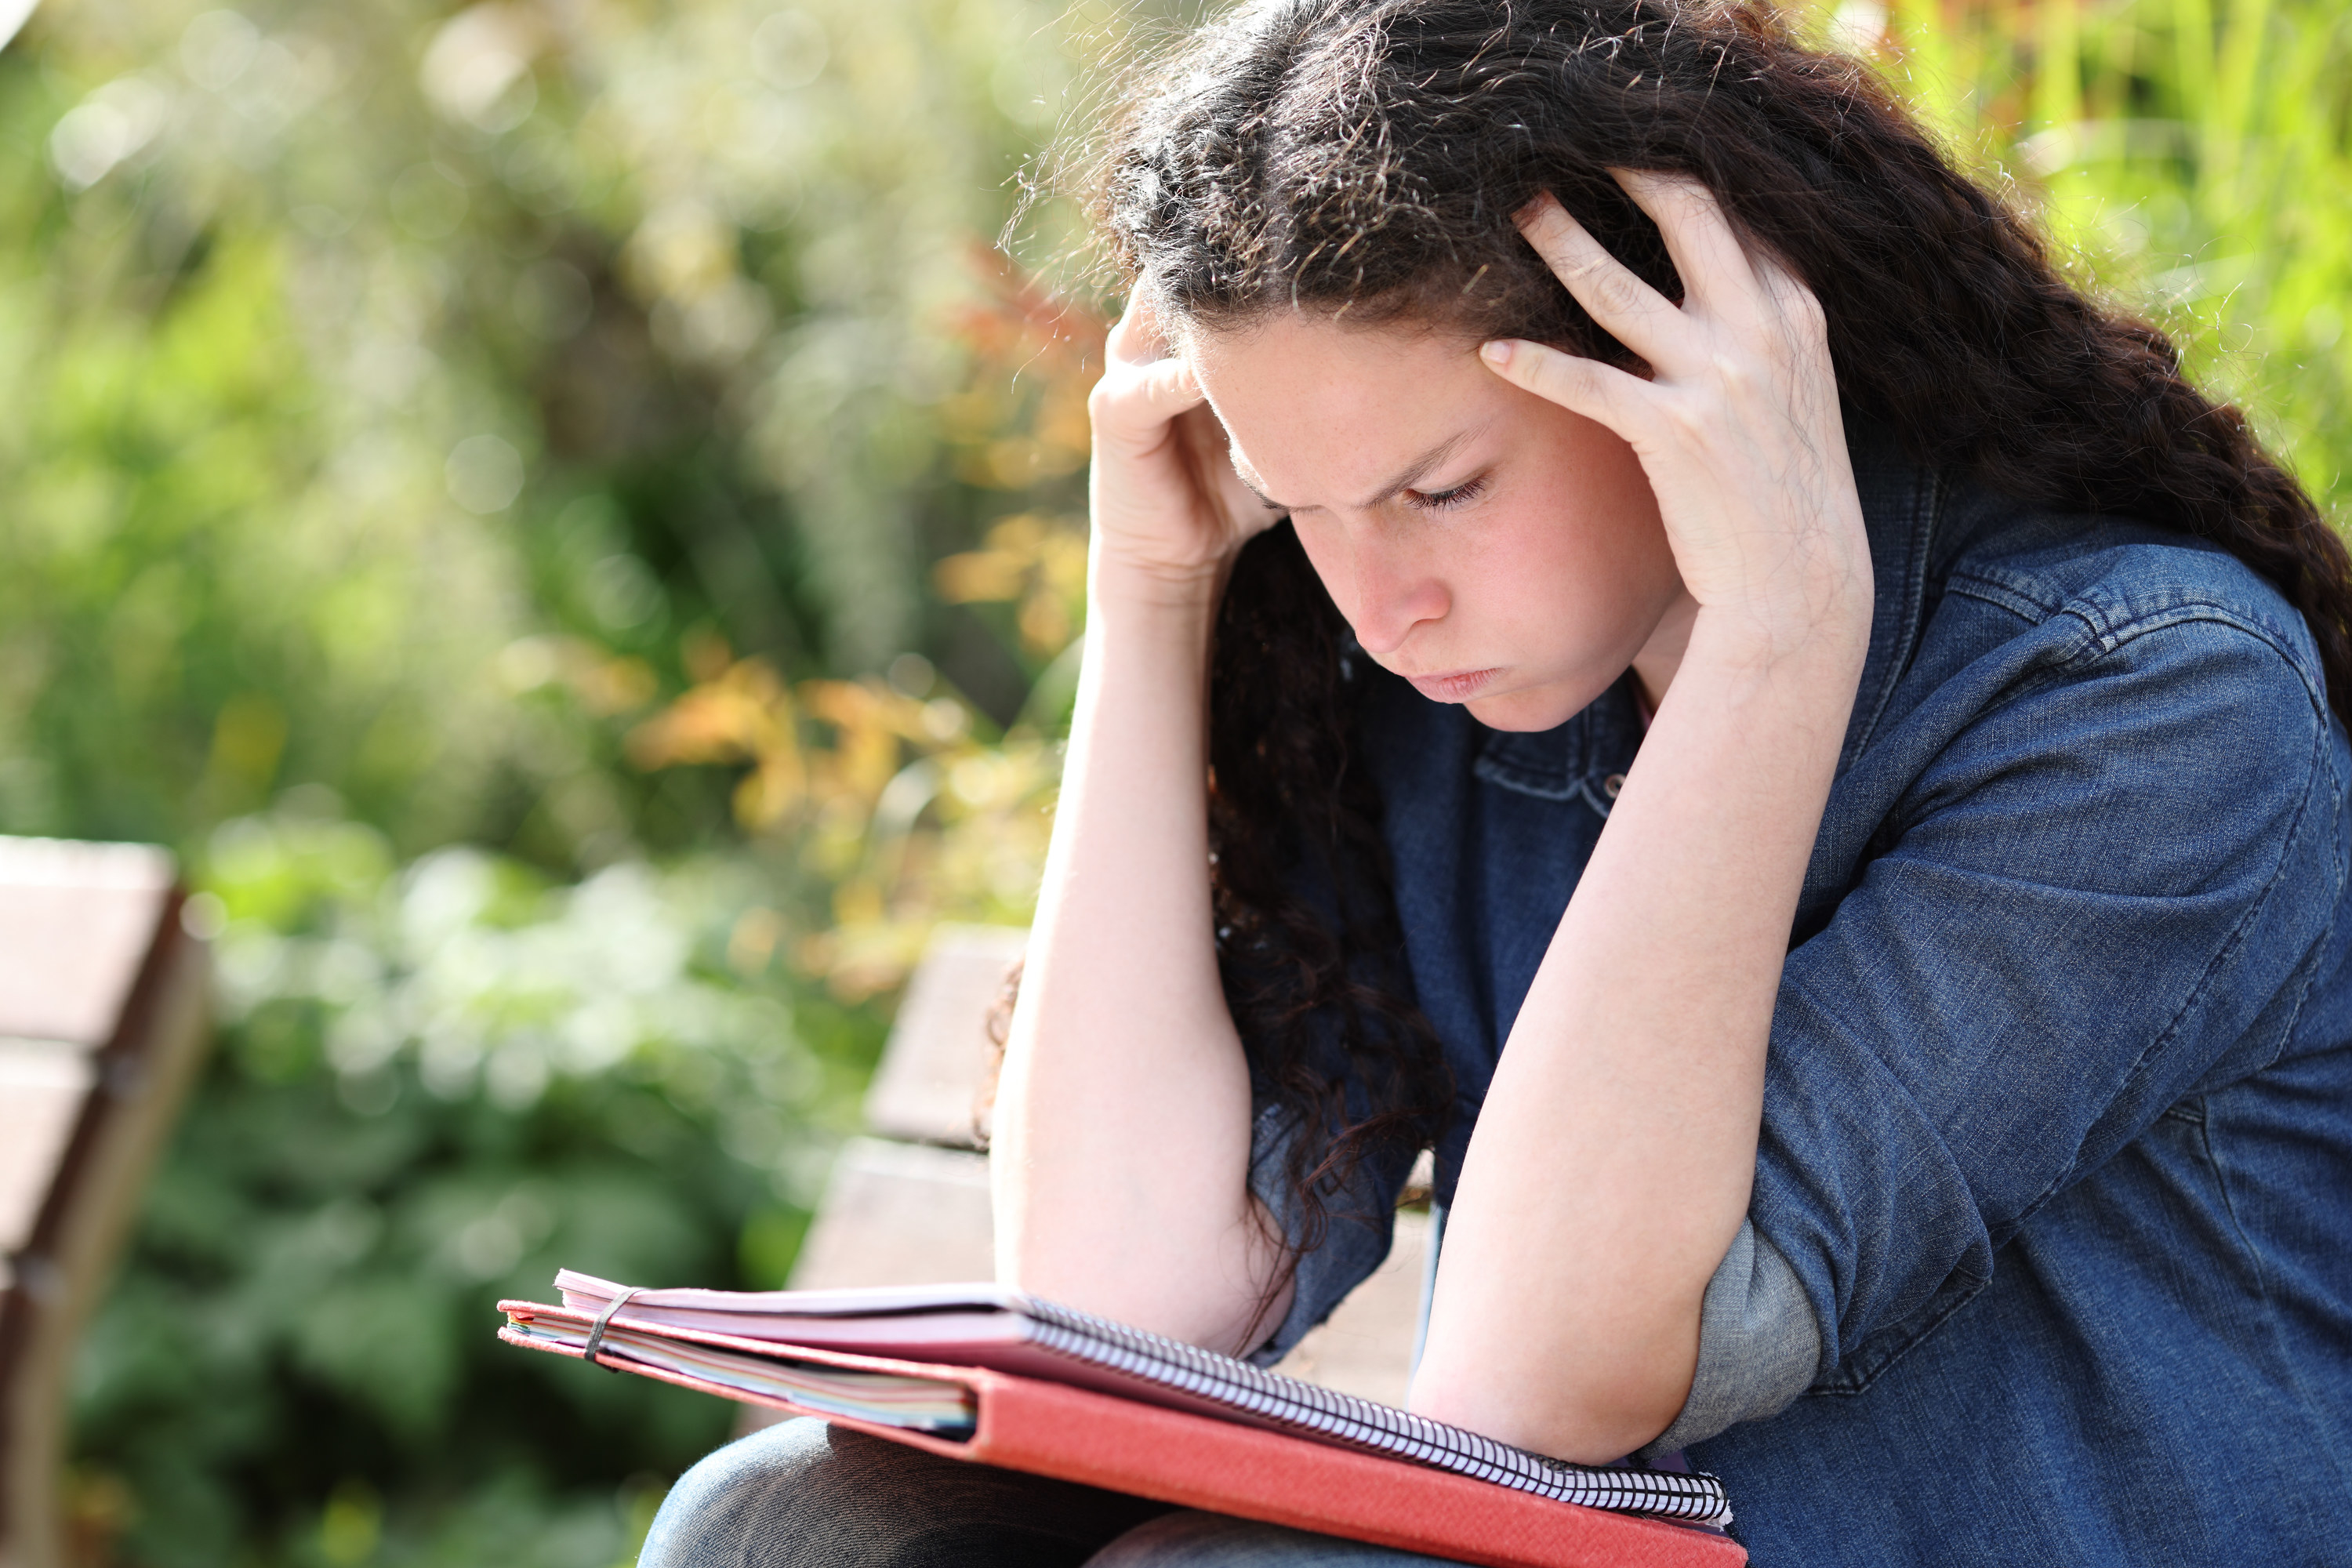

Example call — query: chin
[1463,681,1594,733]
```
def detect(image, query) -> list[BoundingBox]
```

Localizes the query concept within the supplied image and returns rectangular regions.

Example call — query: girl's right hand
[1086,290,1280,593]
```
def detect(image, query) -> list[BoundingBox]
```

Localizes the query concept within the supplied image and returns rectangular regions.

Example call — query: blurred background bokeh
[1,0,2344,1562]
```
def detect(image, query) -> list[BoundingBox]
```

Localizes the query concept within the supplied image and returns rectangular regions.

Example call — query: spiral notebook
[510,1269,1731,1530]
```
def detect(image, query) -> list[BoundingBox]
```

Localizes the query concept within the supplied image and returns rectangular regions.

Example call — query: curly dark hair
[1082,0,2352,1266]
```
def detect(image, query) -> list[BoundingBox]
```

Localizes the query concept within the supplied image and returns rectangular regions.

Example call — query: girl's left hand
[1479,172,1872,659]
[1419,173,1875,1462]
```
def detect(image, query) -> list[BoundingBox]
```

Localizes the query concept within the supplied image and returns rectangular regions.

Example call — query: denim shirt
[1243,426,2352,1564]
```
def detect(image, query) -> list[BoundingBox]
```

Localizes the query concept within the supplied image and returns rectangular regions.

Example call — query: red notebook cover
[501,1301,1743,1568]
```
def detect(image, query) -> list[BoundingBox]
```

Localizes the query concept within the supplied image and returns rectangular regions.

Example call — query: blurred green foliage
[6,0,1109,1559]
[1873,0,2352,503]
[0,0,2341,1563]
[71,814,878,1567]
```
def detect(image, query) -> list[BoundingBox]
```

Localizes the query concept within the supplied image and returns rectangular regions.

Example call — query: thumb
[1093,353,1207,453]
[1131,354,1204,419]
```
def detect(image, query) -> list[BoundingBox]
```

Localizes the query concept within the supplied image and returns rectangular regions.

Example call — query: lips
[1406,667,1500,702]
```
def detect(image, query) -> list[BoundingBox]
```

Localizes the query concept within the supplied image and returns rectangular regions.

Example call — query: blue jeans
[637,1419,1468,1566]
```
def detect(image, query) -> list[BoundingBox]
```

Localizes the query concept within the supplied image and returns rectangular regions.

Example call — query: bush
[73,809,881,1565]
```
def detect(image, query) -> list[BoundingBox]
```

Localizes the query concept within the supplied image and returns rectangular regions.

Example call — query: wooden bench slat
[0,839,211,1568]
[0,1047,96,1258]
[860,925,1025,1149]
[0,840,175,1047]
[788,1138,996,1290]
[745,925,1431,1438]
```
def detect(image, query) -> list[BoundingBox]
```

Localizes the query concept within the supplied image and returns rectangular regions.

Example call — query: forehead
[1183,313,1501,499]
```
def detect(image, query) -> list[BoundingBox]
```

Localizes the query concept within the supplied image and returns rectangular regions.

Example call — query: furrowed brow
[1229,457,1291,514]
[1232,425,1485,516]
[1354,429,1479,511]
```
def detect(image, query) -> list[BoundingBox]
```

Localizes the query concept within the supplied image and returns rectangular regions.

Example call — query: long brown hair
[1083,0,2352,1261]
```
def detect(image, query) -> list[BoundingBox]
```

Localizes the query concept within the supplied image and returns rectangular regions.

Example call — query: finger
[1514,194,1685,365]
[1106,287,1174,367]
[1091,353,1205,450]
[1608,169,1764,317]
[1747,245,1831,347]
[1131,353,1204,419]
[1479,338,1651,441]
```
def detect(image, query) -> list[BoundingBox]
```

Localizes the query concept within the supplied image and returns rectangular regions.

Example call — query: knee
[637,1418,842,1568]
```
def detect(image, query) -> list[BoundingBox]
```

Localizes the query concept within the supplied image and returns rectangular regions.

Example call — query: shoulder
[1932,514,2328,722]
[1947,521,2314,700]
[1862,499,2337,831]
[1831,500,2347,942]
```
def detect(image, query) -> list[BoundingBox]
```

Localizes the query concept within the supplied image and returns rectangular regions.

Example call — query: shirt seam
[1942,572,2049,625]
[2192,1105,2274,1308]
[2020,615,2327,1212]
[1946,571,2327,710]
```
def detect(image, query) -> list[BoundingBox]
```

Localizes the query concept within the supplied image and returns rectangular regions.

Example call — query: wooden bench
[0,839,212,1568]
[754,924,1429,1432]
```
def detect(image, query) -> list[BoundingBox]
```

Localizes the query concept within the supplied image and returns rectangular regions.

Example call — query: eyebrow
[1234,427,1485,515]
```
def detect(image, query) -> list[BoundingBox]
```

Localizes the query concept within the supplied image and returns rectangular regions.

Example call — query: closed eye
[1405,475,1489,512]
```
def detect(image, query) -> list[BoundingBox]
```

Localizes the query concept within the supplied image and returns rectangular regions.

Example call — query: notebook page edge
[505,1301,1729,1526]
[553,1269,1024,1317]
[532,1276,1726,1525]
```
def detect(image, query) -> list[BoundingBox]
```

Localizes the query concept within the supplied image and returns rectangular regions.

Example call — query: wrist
[1088,548,1232,622]
[1685,569,1874,682]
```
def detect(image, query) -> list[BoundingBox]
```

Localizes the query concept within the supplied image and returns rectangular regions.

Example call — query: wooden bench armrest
[0,839,213,1568]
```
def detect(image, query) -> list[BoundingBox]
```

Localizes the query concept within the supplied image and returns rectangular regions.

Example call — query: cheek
[1497,501,1657,601]
[1526,434,1668,586]
[1477,445,1673,645]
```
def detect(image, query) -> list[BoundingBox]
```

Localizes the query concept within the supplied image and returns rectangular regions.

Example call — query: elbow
[1406,1345,1693,1467]
[995,1197,1291,1361]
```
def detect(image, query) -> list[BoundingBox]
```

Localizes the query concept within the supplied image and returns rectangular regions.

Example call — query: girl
[643,1,2352,1562]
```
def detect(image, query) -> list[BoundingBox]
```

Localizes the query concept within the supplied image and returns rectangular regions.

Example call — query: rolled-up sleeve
[1678,604,2336,1432]
[1642,1220,1821,1454]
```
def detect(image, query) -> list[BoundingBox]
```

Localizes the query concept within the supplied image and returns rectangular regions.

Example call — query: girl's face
[1187,312,1690,732]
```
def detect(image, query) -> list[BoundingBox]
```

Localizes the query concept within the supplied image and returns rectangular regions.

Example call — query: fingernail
[1480,340,1514,365]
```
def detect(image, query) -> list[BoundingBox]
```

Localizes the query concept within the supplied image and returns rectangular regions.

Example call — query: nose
[1345,539,1450,659]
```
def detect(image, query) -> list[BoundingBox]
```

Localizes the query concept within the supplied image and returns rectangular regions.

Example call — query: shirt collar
[1838,419,1944,775]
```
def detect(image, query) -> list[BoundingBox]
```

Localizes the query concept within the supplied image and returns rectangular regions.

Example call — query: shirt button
[1603,774,1626,799]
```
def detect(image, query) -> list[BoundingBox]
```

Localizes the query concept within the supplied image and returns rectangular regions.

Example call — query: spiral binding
[1018,1297,1732,1526]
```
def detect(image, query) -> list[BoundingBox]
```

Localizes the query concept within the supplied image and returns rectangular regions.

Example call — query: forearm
[1410,610,1866,1461]
[990,563,1285,1354]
